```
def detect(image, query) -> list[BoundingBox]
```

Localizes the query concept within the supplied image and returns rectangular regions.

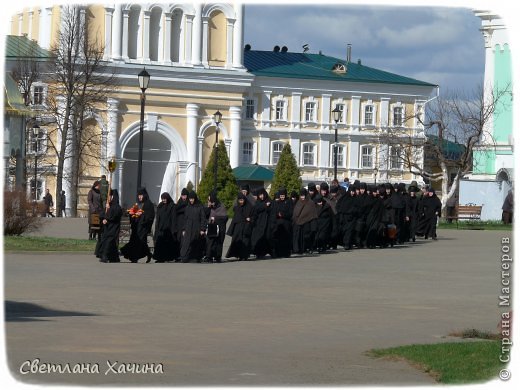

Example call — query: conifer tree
[270,143,302,197]
[198,140,238,212]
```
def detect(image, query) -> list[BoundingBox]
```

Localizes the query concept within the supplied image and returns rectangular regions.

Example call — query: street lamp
[213,110,222,194]
[137,67,150,193]
[32,123,40,214]
[331,107,341,181]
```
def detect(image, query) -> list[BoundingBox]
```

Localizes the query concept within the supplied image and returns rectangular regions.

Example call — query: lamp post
[136,67,150,194]
[331,107,341,181]
[32,123,40,214]
[213,110,222,194]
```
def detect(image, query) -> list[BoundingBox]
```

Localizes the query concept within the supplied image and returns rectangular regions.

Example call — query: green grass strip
[369,340,506,384]
[3,236,97,252]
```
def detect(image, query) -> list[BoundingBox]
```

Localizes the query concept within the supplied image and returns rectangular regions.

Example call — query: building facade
[459,11,513,220]
[7,3,436,214]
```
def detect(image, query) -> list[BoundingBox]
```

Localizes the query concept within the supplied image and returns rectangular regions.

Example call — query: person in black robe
[314,195,333,253]
[406,185,420,242]
[365,187,385,249]
[354,183,371,248]
[290,190,299,205]
[174,188,189,261]
[226,193,253,261]
[336,185,358,250]
[250,188,272,258]
[418,187,442,240]
[153,192,178,263]
[204,191,228,263]
[292,188,318,254]
[394,183,408,244]
[269,188,293,258]
[179,191,207,262]
[307,182,318,201]
[96,189,123,263]
[120,187,155,263]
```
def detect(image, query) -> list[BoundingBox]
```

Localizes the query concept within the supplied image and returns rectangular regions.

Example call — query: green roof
[427,135,466,159]
[5,35,51,59]
[244,50,436,87]
[233,165,275,181]
[4,73,30,115]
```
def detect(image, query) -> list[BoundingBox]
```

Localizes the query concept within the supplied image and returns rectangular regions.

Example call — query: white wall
[459,179,512,221]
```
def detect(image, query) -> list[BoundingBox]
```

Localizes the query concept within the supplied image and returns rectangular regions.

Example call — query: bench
[446,203,483,229]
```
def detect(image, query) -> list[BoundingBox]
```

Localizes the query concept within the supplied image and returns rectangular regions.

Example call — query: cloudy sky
[244,2,486,95]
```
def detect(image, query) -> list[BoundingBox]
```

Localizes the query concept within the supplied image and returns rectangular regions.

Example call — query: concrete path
[4,220,508,386]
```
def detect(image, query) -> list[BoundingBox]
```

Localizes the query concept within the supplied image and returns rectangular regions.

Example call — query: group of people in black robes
[95,180,442,264]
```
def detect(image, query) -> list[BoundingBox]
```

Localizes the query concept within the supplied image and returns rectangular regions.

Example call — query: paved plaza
[3,218,508,385]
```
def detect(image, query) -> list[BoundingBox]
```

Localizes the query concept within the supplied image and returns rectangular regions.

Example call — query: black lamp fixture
[331,106,341,181]
[136,67,150,193]
[213,110,222,193]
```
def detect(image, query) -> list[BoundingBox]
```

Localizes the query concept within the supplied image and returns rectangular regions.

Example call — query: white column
[232,4,244,68]
[191,4,202,66]
[319,139,330,168]
[107,98,120,186]
[321,94,331,130]
[262,91,272,128]
[226,18,235,68]
[112,4,122,60]
[142,10,150,62]
[104,7,114,60]
[18,13,23,35]
[164,13,172,63]
[349,141,359,170]
[122,9,129,59]
[201,16,209,67]
[258,136,270,165]
[185,14,194,65]
[290,139,300,166]
[229,106,242,168]
[351,96,361,128]
[291,92,301,129]
[380,97,390,129]
[186,104,199,185]
[178,13,186,64]
[28,10,34,39]
[38,8,53,49]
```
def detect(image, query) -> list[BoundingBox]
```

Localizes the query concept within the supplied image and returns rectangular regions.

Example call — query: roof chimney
[346,44,352,63]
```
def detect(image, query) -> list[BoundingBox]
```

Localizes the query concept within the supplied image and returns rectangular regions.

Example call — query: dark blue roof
[244,50,436,87]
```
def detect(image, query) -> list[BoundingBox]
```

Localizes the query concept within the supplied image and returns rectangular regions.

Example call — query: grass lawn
[369,340,506,384]
[438,221,513,230]
[3,236,97,252]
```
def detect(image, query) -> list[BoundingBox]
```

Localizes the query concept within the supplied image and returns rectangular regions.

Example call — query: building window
[28,128,46,154]
[305,102,316,122]
[272,142,284,164]
[245,99,255,120]
[390,147,401,169]
[361,146,373,168]
[364,105,374,125]
[393,106,404,127]
[333,103,345,123]
[331,144,345,167]
[275,100,285,121]
[30,179,43,200]
[242,141,253,164]
[302,143,315,166]
[33,86,44,105]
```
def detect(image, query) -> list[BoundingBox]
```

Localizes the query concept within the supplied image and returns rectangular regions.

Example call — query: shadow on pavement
[4,300,97,322]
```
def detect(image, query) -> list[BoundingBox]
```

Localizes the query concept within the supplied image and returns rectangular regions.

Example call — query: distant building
[459,11,513,220]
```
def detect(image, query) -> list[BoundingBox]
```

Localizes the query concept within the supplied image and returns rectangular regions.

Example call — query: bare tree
[380,85,512,214]
[45,5,116,216]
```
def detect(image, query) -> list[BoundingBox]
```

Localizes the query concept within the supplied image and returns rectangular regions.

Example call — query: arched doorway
[120,122,187,208]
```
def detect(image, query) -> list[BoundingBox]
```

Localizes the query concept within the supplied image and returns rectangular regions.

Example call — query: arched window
[208,10,226,66]
[128,6,141,59]
[149,7,162,62]
[170,9,184,62]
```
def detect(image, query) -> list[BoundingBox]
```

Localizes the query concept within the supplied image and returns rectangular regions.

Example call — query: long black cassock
[179,192,207,262]
[269,191,293,258]
[226,194,254,260]
[95,190,123,262]
[153,193,178,262]
[250,189,272,258]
